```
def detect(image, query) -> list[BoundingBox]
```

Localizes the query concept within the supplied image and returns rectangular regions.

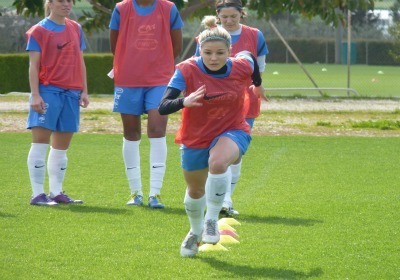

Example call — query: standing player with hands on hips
[109,0,183,208]
[158,17,262,257]
[26,0,89,206]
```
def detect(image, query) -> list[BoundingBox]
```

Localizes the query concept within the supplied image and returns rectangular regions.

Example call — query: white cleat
[180,231,202,257]
[202,219,220,244]
[220,201,239,217]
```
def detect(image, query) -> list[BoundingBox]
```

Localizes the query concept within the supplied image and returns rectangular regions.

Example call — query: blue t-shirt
[168,56,254,91]
[109,0,184,30]
[26,18,86,52]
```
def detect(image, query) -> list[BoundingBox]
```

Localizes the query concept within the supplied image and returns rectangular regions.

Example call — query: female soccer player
[109,0,184,208]
[195,0,269,217]
[26,0,89,206]
[159,17,262,257]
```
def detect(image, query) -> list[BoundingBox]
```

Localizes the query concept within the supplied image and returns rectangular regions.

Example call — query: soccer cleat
[30,193,58,206]
[202,219,220,244]
[226,207,239,217]
[220,201,239,217]
[50,192,83,204]
[180,231,202,257]
[148,194,165,209]
[126,192,143,206]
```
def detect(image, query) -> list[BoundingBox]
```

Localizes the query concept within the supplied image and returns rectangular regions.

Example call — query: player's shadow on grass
[201,257,323,279]
[0,211,17,218]
[239,214,323,227]
[52,205,187,216]
[53,205,129,215]
[141,205,187,217]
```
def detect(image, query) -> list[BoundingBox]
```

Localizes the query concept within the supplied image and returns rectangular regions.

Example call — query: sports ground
[1,94,399,279]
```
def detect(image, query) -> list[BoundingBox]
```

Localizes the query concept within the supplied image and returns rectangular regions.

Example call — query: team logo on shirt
[138,24,155,35]
[202,90,239,119]
[203,91,235,103]
[136,24,158,50]
[135,39,158,50]
[203,92,227,100]
[57,41,71,50]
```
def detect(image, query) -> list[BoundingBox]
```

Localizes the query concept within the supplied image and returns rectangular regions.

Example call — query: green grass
[264,63,400,98]
[1,133,399,279]
[350,119,400,129]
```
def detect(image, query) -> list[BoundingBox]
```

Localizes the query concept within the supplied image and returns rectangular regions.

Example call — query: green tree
[12,0,378,33]
[389,22,400,62]
[388,0,400,62]
[390,0,400,23]
[350,8,380,32]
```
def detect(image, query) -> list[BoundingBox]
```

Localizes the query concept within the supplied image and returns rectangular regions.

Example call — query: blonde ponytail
[198,15,231,48]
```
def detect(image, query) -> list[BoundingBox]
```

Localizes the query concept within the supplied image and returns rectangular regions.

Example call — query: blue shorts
[26,85,81,132]
[113,86,166,115]
[181,130,251,171]
[246,118,255,129]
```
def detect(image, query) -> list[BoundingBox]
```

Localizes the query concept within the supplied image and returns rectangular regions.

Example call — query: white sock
[230,160,242,195]
[27,143,49,197]
[149,137,167,196]
[224,160,242,203]
[123,138,142,195]
[48,147,68,196]
[204,169,231,222]
[184,190,206,235]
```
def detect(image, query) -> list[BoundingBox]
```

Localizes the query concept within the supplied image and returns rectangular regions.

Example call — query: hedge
[0,54,114,94]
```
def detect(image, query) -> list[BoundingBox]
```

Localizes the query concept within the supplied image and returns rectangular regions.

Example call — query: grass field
[264,63,400,98]
[1,133,399,279]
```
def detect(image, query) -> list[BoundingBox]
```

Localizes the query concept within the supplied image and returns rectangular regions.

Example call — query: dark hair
[215,0,246,19]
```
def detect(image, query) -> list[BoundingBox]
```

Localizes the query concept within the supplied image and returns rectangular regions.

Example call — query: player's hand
[30,93,46,114]
[183,85,205,108]
[251,85,269,102]
[80,91,90,108]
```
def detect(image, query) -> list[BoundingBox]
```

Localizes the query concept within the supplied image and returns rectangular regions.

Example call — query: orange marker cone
[219,229,239,239]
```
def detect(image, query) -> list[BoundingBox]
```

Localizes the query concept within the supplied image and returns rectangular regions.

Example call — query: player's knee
[208,159,229,174]
[186,187,205,199]
[123,131,141,141]
[147,127,166,138]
